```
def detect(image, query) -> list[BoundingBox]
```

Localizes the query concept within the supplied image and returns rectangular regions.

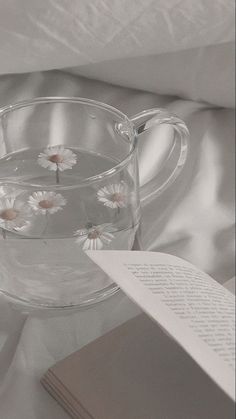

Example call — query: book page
[87,250,235,401]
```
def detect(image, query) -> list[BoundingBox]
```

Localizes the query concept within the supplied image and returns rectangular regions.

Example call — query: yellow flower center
[88,230,100,240]
[49,154,64,163]
[39,200,54,209]
[111,192,123,202]
[0,208,18,220]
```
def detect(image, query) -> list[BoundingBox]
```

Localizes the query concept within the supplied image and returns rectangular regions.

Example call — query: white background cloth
[0,0,235,107]
[0,71,235,419]
[0,0,235,417]
[0,0,234,73]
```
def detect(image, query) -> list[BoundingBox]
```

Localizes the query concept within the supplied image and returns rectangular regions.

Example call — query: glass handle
[130,108,189,205]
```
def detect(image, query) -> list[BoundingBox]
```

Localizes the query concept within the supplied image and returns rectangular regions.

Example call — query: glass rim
[0,96,137,189]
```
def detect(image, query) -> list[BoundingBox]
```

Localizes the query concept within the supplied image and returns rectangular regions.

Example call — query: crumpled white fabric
[0,0,235,107]
[0,3,235,416]
[68,41,235,108]
[0,0,234,70]
[0,71,235,418]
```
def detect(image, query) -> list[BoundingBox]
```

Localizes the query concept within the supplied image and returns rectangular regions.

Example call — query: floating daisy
[38,145,77,184]
[97,182,128,209]
[37,146,77,172]
[74,223,114,250]
[28,191,67,215]
[0,197,31,231]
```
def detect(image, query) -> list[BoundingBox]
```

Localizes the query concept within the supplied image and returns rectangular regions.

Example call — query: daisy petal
[82,238,92,250]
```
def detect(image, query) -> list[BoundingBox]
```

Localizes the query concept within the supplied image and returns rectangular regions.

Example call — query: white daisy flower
[0,197,31,230]
[37,146,77,172]
[28,191,67,215]
[74,223,114,250]
[97,182,128,209]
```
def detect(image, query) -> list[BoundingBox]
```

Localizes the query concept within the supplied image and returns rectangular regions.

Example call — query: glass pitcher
[0,97,189,309]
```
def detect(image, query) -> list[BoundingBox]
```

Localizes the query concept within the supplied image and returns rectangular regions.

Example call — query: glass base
[0,281,120,312]
[0,228,141,312]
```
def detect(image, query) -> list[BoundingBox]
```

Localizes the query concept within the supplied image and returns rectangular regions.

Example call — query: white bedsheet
[0,70,234,418]
[0,0,234,72]
[0,0,235,108]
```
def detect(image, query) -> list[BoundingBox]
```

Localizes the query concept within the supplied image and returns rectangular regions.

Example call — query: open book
[87,251,235,401]
[42,251,235,419]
